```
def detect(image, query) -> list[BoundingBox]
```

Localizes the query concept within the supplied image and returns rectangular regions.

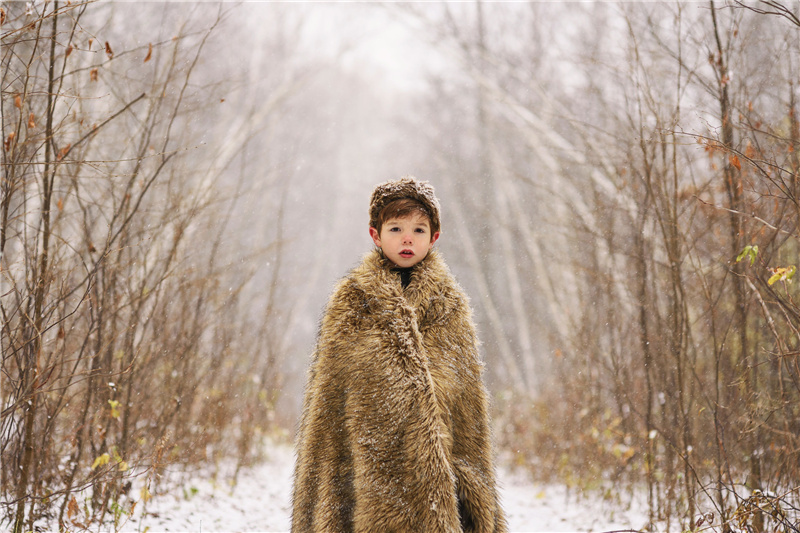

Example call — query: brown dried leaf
[57,144,71,161]
[66,44,73,58]
[57,198,64,211]
[28,112,35,129]
[67,496,79,519]
[105,41,113,59]
[90,68,98,82]
[14,94,22,108]
[4,132,15,152]
[68,498,87,528]
[730,155,742,171]
[0,8,6,26]
[144,42,152,63]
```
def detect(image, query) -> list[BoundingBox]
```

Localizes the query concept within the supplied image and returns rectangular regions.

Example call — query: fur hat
[369,176,441,233]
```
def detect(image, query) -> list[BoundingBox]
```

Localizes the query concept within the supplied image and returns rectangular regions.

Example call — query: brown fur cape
[291,249,507,533]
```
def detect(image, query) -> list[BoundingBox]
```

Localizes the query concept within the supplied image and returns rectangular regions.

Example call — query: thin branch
[734,0,800,27]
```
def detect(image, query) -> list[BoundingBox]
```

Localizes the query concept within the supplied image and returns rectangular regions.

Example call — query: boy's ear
[369,227,381,247]
[430,231,440,245]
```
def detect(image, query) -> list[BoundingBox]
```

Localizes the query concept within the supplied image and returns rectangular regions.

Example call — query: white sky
[301,3,450,94]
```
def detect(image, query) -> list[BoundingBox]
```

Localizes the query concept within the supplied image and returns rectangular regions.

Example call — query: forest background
[2,1,799,532]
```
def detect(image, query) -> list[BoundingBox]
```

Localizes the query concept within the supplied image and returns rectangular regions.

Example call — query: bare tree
[398,2,800,530]
[1,2,305,530]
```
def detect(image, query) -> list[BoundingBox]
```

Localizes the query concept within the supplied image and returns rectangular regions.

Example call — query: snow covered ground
[119,441,649,533]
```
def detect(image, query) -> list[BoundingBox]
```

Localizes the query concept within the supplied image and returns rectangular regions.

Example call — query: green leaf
[736,245,758,266]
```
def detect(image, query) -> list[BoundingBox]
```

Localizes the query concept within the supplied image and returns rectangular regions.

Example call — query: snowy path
[125,442,647,532]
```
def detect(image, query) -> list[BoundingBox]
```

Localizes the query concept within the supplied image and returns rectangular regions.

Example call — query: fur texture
[368,176,442,234]
[292,249,507,533]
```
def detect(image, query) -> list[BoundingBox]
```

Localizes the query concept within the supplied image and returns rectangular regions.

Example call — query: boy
[291,176,507,533]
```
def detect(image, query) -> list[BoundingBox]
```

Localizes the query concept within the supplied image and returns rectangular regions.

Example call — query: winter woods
[1,3,295,530]
[407,3,800,531]
[2,1,799,532]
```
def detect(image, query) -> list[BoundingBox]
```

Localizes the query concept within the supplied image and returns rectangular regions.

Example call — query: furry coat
[291,249,507,533]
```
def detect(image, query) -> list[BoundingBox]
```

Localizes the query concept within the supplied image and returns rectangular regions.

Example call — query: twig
[694,196,795,237]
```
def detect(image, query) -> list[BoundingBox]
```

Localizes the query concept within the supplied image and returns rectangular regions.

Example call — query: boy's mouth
[399,250,414,258]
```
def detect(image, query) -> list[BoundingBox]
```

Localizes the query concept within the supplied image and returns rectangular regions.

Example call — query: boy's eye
[389,227,400,232]
[415,228,426,233]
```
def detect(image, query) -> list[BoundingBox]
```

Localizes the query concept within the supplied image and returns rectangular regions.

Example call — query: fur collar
[349,249,460,329]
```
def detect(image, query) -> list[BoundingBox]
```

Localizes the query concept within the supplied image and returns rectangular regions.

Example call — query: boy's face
[369,213,440,268]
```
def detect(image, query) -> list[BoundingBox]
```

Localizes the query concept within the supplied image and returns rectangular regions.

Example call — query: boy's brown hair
[369,176,441,235]
[374,197,439,235]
